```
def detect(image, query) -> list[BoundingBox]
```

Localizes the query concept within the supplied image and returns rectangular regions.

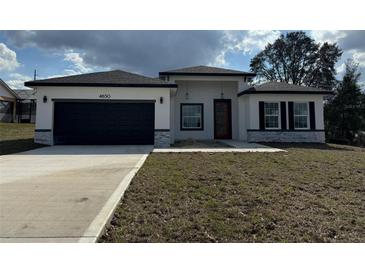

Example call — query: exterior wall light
[160,97,164,104]
[43,96,48,103]
[185,92,189,100]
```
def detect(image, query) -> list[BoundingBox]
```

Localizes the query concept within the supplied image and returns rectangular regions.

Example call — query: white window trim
[294,102,310,130]
[264,102,281,130]
[181,104,203,130]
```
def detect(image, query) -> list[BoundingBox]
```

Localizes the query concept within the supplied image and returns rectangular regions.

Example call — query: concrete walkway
[153,141,284,153]
[0,145,152,243]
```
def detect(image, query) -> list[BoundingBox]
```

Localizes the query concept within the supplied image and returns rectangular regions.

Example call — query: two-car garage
[53,101,155,145]
[25,70,175,147]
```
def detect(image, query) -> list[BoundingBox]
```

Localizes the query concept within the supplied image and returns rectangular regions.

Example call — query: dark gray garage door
[54,101,155,145]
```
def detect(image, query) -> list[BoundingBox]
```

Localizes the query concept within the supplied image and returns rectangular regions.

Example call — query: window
[181,104,203,130]
[294,102,309,129]
[264,102,279,129]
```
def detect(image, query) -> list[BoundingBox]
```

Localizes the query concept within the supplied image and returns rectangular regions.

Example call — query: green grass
[100,144,365,243]
[0,123,44,155]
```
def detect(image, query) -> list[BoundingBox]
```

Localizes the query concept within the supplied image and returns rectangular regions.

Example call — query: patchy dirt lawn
[0,122,43,155]
[100,144,365,243]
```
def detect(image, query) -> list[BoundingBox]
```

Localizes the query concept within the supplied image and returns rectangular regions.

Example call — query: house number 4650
[99,94,111,99]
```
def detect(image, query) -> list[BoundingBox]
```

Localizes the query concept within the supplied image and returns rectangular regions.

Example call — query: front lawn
[100,144,365,243]
[0,123,43,155]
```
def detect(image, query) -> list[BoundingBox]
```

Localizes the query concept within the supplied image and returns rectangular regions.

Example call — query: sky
[0,30,364,89]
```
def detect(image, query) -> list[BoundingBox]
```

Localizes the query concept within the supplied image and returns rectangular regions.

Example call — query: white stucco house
[25,65,333,147]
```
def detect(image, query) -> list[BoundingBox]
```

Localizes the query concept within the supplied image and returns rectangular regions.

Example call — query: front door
[214,99,232,139]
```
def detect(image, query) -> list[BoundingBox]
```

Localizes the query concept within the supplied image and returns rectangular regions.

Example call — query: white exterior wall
[238,95,249,140]
[33,81,327,144]
[172,80,241,140]
[237,93,326,142]
[244,94,325,130]
[34,86,171,131]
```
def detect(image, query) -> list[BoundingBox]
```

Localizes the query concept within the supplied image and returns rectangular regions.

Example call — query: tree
[325,59,365,144]
[250,31,343,90]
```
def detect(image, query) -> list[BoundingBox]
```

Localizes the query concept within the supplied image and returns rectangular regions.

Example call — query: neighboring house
[14,89,37,123]
[0,79,19,123]
[24,65,333,147]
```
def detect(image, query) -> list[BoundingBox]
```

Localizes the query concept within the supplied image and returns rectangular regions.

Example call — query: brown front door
[214,99,232,139]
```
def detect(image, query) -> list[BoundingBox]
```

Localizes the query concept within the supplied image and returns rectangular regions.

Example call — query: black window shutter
[309,101,316,130]
[280,101,287,130]
[259,101,265,130]
[288,101,294,130]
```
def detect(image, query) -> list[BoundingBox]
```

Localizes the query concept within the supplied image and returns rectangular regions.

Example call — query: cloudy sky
[0,30,364,89]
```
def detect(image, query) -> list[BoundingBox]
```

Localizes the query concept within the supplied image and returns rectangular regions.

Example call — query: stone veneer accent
[34,130,53,145]
[247,130,325,143]
[154,130,170,148]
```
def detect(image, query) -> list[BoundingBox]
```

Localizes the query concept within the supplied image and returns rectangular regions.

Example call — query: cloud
[310,30,347,44]
[3,30,364,87]
[310,30,365,52]
[3,30,282,75]
[63,51,94,74]
[230,30,281,54]
[336,62,346,74]
[4,30,227,76]
[309,31,365,86]
[352,51,365,67]
[335,62,346,78]
[209,30,281,67]
[0,43,20,71]
[337,31,365,52]
[6,73,32,89]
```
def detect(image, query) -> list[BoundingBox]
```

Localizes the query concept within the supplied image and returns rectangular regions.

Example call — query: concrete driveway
[0,145,152,243]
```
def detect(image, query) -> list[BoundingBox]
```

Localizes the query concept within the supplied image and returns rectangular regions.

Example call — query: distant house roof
[0,79,20,99]
[25,70,177,88]
[14,89,37,100]
[238,81,333,96]
[159,65,256,77]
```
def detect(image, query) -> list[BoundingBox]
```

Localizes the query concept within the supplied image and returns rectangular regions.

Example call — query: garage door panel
[54,102,155,145]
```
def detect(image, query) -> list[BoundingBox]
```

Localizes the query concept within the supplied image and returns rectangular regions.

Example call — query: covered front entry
[214,99,232,139]
[53,101,155,145]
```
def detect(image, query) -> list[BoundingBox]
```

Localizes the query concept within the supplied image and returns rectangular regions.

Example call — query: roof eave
[237,90,334,97]
[24,82,178,88]
[159,72,256,77]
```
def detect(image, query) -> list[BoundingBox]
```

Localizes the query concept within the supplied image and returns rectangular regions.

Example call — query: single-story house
[24,65,333,147]
[0,79,19,123]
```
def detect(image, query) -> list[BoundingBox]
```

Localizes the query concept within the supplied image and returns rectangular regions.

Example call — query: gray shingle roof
[238,81,333,96]
[25,70,177,88]
[159,65,256,76]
